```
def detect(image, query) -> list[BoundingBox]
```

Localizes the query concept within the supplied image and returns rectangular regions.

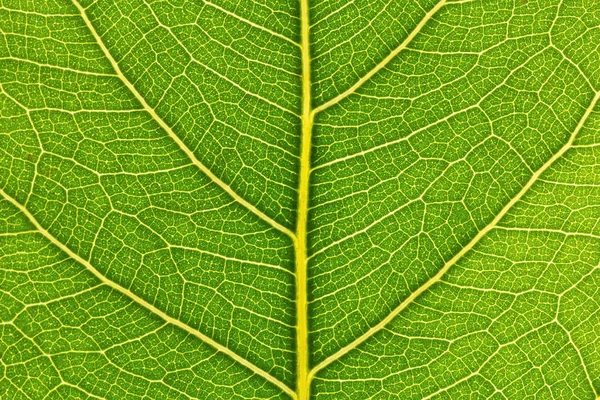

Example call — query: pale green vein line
[55,384,105,400]
[309,0,355,28]
[2,107,143,114]
[70,0,295,240]
[311,0,447,115]
[142,0,301,113]
[421,321,560,399]
[311,42,551,171]
[171,245,293,275]
[495,226,600,240]
[203,0,300,48]
[12,285,101,311]
[309,89,600,380]
[0,187,296,399]
[0,5,77,18]
[311,103,479,172]
[0,230,39,237]
[0,56,117,77]
[550,44,596,92]
[9,323,67,396]
[556,319,597,397]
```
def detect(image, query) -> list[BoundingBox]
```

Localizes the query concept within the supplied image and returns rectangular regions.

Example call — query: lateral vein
[0,187,296,399]
[308,89,600,379]
[203,0,301,48]
[311,0,447,115]
[70,0,295,240]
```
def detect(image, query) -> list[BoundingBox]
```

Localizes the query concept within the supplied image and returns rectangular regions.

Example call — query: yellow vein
[311,0,447,115]
[203,0,301,48]
[0,56,117,77]
[309,89,600,380]
[71,0,295,240]
[295,0,312,398]
[9,323,71,394]
[0,187,296,399]
[556,319,597,397]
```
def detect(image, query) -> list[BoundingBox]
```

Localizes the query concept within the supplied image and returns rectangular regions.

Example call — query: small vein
[421,321,560,400]
[70,0,295,240]
[309,0,356,29]
[550,44,596,92]
[308,89,600,380]
[53,384,105,400]
[0,56,117,77]
[312,40,552,172]
[141,1,300,115]
[311,0,447,116]
[203,0,300,48]
[555,319,597,397]
[0,187,296,399]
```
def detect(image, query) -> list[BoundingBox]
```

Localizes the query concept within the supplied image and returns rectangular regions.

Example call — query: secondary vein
[203,0,301,48]
[70,0,295,240]
[311,0,447,115]
[308,89,600,379]
[0,187,296,398]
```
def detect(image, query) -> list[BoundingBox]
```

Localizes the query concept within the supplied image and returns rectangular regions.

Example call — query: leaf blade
[2,0,600,398]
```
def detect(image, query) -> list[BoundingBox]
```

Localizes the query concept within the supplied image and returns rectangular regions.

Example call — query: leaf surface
[1,0,600,399]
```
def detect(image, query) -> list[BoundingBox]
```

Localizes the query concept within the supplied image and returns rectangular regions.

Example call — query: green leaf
[1,0,600,398]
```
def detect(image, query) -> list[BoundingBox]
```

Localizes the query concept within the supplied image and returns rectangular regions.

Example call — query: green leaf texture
[1,0,600,398]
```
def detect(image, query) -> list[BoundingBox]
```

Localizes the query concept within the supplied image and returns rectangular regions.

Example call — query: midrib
[294,1,449,397]
[294,2,447,397]
[295,0,312,398]
[293,0,600,397]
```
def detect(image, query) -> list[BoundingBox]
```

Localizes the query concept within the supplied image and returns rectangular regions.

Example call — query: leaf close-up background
[1,0,600,398]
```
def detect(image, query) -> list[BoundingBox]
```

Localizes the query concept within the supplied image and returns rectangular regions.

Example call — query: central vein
[296,0,312,398]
